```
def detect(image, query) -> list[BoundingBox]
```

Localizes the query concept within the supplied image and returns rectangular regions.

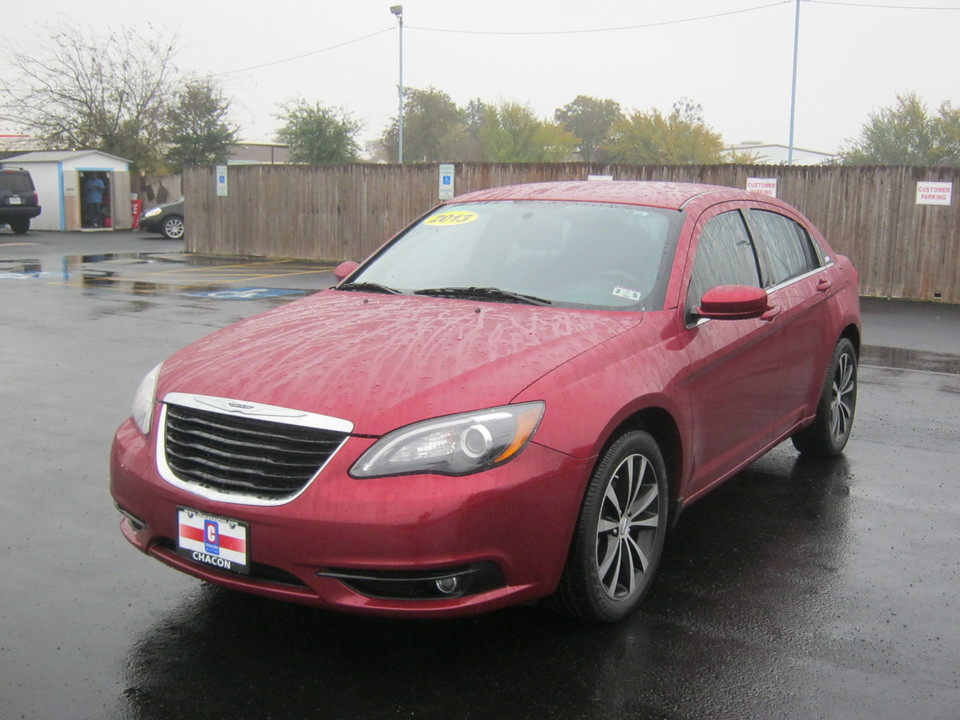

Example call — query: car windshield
[345,201,681,311]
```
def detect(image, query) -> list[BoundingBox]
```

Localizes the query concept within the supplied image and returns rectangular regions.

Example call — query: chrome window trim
[764,258,834,293]
[685,259,835,329]
[155,393,353,507]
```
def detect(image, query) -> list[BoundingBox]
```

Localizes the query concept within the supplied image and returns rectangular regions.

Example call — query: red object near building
[110,181,861,623]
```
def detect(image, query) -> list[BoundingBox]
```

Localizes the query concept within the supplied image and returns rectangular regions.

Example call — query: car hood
[158,291,642,435]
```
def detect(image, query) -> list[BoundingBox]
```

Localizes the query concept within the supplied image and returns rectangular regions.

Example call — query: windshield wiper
[413,286,552,306]
[336,281,402,295]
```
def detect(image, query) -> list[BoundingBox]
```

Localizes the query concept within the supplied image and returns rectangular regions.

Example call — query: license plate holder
[177,507,250,575]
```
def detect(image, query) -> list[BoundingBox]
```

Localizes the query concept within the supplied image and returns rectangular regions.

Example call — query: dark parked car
[111,181,860,623]
[0,167,42,234]
[139,199,184,239]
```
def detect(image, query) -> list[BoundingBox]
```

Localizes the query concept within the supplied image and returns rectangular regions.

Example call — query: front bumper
[110,418,593,617]
[137,216,164,234]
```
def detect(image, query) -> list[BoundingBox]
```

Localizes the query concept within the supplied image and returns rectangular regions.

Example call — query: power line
[214,27,394,76]
[212,2,791,78]
[208,0,959,78]
[407,2,790,36]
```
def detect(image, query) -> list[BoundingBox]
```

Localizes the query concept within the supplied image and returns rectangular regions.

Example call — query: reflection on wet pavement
[0,257,43,277]
[32,252,339,300]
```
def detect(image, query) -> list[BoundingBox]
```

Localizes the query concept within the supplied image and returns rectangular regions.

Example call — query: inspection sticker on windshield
[613,286,642,302]
[424,210,478,227]
[177,508,249,575]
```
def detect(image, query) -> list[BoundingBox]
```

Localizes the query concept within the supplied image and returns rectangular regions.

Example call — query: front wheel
[553,430,669,623]
[161,215,185,240]
[792,337,858,457]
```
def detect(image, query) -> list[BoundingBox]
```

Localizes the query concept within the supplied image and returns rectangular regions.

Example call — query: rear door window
[747,210,822,287]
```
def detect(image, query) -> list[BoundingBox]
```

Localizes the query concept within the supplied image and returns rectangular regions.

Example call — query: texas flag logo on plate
[177,508,250,574]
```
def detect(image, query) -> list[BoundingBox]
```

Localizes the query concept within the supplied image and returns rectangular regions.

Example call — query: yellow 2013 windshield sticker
[424,210,479,227]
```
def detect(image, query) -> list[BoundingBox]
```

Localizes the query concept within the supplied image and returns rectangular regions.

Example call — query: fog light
[435,577,459,595]
[318,562,505,600]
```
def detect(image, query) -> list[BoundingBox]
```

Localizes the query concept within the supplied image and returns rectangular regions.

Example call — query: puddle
[59,252,324,301]
[0,258,45,279]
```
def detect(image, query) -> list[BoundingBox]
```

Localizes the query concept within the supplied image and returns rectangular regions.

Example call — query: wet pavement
[2,230,959,719]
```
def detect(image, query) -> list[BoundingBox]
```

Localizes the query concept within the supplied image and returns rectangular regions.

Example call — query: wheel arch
[597,405,684,521]
[841,322,861,355]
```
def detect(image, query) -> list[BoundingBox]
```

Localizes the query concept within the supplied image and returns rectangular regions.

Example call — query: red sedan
[110,181,860,623]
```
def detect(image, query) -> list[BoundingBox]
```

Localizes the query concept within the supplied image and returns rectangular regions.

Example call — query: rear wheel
[553,430,668,623]
[792,337,858,456]
[161,215,185,240]
[9,218,29,234]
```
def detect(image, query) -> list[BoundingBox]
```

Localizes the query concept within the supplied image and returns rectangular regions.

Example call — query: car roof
[451,180,760,211]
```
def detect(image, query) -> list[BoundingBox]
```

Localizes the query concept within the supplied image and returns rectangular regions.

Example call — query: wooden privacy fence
[183,163,960,303]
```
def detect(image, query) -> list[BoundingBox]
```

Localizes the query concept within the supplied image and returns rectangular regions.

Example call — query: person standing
[83,175,106,228]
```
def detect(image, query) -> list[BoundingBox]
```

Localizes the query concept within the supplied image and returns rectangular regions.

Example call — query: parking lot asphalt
[2,229,959,720]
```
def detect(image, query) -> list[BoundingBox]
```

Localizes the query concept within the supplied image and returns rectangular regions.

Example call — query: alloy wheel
[830,349,856,444]
[595,452,661,600]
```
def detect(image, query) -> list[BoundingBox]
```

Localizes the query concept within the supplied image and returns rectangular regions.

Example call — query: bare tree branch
[0,22,180,171]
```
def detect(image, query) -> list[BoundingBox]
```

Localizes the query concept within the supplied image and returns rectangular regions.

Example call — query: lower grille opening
[318,562,505,601]
[154,537,310,589]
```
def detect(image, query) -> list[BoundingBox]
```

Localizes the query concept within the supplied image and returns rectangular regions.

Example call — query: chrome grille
[162,402,348,500]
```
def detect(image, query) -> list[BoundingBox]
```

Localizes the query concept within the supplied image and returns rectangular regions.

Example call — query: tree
[840,92,960,166]
[724,148,765,164]
[461,98,491,161]
[605,99,724,164]
[274,100,362,164]
[476,102,578,162]
[0,23,178,173]
[379,87,467,163]
[555,95,623,162]
[163,78,239,170]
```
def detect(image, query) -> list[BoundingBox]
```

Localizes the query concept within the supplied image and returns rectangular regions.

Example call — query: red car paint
[110,181,860,620]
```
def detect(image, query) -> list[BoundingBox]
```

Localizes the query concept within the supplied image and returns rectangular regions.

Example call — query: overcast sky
[5,1,960,155]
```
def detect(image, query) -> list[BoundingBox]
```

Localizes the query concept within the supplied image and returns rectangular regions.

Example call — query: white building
[1,150,133,231]
[722,142,837,166]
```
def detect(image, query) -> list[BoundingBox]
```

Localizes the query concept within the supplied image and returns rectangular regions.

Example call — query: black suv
[0,167,42,234]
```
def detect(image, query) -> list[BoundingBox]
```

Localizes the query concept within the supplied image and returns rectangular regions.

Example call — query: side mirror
[696,285,770,320]
[334,261,359,280]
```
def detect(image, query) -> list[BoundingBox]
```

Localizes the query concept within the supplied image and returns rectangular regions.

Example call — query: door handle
[816,277,832,293]
[761,305,782,322]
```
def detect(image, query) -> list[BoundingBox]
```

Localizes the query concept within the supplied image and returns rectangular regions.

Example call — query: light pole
[390,5,404,164]
[787,0,800,165]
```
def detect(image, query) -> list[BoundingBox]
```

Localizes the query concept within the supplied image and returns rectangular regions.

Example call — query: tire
[9,218,29,234]
[161,215,185,240]
[553,430,669,623]
[792,337,858,457]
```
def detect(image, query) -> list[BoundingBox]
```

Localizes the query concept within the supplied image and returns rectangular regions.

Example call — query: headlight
[351,402,545,478]
[132,363,162,435]
[142,207,162,219]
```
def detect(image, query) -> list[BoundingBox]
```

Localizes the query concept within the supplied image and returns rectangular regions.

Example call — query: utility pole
[390,5,405,164]
[788,0,801,165]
